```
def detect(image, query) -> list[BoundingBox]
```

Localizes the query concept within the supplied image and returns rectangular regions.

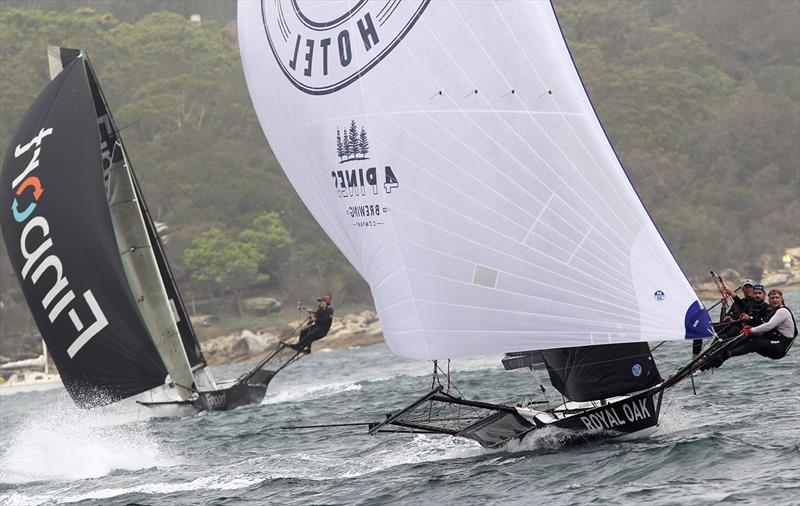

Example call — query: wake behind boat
[0,47,306,412]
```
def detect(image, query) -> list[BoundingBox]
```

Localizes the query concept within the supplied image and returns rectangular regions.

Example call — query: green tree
[240,212,294,280]
[183,227,267,316]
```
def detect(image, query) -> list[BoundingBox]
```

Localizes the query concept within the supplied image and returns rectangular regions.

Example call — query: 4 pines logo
[331,121,398,228]
[260,0,430,95]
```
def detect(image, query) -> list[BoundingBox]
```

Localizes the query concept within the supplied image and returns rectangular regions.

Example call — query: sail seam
[351,10,429,358]
[438,2,639,245]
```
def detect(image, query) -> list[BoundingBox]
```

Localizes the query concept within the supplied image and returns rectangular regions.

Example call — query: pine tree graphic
[348,120,359,159]
[358,126,369,158]
[343,127,352,160]
[337,120,370,163]
[336,128,343,161]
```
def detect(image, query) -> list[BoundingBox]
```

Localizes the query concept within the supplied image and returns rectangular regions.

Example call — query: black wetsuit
[295,305,334,350]
[698,297,749,354]
[703,306,797,369]
[727,305,797,361]
[716,299,770,339]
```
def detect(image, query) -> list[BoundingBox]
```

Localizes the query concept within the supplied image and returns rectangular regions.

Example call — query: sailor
[722,279,754,322]
[741,284,771,326]
[289,294,335,353]
[703,289,797,369]
[718,281,770,336]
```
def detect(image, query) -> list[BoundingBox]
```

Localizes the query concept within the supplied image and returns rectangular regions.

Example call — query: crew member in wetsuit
[696,279,754,357]
[289,295,334,353]
[703,289,797,369]
[724,279,755,320]
[717,282,770,338]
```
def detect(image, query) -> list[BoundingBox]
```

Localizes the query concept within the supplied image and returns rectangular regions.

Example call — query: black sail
[539,343,662,402]
[0,57,168,406]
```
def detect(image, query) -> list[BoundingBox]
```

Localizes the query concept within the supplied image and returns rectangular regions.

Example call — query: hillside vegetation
[1,1,798,346]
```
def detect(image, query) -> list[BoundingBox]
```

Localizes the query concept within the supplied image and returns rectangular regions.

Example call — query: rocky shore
[196,310,384,365]
[692,267,800,300]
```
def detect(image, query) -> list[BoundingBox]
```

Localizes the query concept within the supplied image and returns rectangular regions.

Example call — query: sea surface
[1,293,798,505]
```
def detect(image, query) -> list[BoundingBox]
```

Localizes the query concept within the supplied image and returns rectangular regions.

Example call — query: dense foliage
[0,1,797,340]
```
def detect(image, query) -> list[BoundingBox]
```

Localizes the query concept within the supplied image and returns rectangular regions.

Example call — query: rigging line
[650,341,667,352]
[425,4,638,244]
[435,361,465,399]
[490,2,640,239]
[129,146,220,232]
[659,371,710,425]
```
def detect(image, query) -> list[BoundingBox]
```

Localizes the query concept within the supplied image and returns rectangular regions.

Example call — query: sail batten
[239,0,714,359]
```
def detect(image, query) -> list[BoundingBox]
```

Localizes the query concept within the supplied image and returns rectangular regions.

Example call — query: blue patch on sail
[684,300,714,339]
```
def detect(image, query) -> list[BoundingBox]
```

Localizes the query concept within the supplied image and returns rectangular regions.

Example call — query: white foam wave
[0,475,261,506]
[0,402,178,484]
[59,474,262,504]
[261,382,362,405]
[257,434,484,481]
[500,426,589,452]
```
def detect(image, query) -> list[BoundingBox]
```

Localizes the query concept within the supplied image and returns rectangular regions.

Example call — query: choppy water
[1,295,798,505]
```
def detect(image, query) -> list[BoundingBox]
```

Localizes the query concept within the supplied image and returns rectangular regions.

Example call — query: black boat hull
[138,369,276,413]
[454,388,663,447]
[193,370,275,411]
[550,388,662,434]
[370,385,664,449]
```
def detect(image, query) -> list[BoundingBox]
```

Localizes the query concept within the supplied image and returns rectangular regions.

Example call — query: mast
[81,54,198,398]
[127,162,208,369]
[43,340,48,375]
[63,51,207,371]
[49,47,197,398]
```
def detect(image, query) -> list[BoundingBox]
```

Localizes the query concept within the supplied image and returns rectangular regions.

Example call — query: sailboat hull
[194,370,275,411]
[546,389,663,435]
[138,369,276,413]
[369,386,664,449]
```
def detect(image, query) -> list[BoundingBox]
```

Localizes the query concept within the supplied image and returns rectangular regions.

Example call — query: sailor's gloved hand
[742,327,752,335]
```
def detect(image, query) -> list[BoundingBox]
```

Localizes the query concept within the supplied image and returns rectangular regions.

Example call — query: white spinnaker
[239,0,712,360]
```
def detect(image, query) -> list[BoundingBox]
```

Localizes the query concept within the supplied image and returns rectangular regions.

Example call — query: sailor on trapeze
[288,292,334,353]
[704,287,797,370]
